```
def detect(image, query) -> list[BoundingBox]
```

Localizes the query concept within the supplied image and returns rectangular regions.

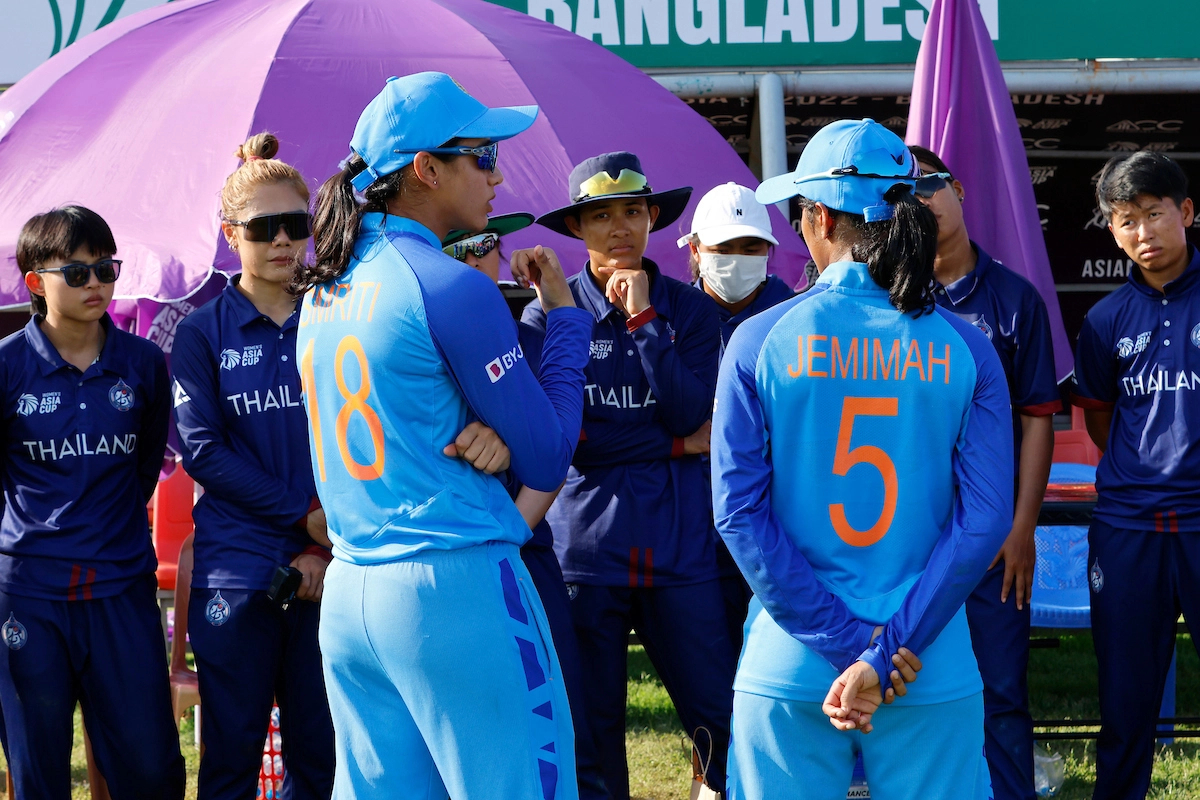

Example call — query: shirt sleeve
[574,417,676,466]
[137,346,172,503]
[711,323,877,672]
[1012,291,1063,416]
[631,293,720,437]
[171,321,314,524]
[421,268,591,493]
[1070,312,1117,411]
[860,328,1015,691]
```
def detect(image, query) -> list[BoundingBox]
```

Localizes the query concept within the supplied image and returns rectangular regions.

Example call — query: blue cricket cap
[349,72,539,192]
[756,119,917,222]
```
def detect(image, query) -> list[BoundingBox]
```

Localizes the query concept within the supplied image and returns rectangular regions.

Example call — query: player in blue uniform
[0,206,184,798]
[679,181,794,654]
[523,151,736,799]
[443,213,610,800]
[1072,152,1200,800]
[910,145,1060,800]
[170,134,335,799]
[713,119,1014,800]
[293,72,591,800]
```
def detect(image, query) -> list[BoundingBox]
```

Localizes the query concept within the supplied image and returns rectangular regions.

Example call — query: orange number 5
[829,397,899,547]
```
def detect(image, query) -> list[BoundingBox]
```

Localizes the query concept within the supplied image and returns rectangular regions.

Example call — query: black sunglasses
[914,172,953,199]
[228,212,313,243]
[35,258,122,288]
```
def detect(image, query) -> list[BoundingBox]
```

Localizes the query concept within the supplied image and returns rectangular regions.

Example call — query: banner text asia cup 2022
[6,0,1200,85]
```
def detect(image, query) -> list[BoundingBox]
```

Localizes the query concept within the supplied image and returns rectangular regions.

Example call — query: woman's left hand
[290,554,328,602]
[443,421,511,474]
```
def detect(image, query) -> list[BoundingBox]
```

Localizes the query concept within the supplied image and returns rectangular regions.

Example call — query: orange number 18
[829,396,899,547]
[300,336,386,483]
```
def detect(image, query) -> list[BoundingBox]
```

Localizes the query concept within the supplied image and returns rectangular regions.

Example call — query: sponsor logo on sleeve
[173,380,191,407]
[485,345,524,384]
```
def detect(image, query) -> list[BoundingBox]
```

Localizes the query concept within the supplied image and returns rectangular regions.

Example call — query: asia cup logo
[1116,337,1135,359]
[205,591,231,626]
[16,394,37,417]
[108,379,135,412]
[2,614,27,650]
[220,349,241,370]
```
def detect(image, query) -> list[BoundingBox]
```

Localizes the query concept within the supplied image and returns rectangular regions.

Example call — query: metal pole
[757,72,789,220]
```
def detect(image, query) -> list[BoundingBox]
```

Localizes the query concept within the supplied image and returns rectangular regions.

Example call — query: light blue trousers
[727,689,992,800]
[319,543,578,800]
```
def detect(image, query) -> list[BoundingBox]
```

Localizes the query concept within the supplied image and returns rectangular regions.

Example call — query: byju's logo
[485,345,524,384]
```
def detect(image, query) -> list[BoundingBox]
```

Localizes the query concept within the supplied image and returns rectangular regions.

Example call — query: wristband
[671,437,686,458]
[626,306,657,332]
[300,545,334,564]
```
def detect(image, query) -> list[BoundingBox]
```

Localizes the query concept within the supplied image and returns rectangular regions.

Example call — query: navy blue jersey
[522,259,721,587]
[934,243,1062,477]
[172,279,315,590]
[1072,246,1200,532]
[0,315,170,600]
[695,274,795,356]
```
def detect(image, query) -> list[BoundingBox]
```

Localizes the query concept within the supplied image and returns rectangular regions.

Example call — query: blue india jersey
[296,214,590,563]
[712,262,1014,701]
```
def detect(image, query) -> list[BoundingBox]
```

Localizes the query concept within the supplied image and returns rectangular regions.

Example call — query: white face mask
[698,253,768,304]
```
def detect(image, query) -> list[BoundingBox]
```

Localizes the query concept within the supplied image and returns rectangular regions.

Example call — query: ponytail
[798,187,937,316]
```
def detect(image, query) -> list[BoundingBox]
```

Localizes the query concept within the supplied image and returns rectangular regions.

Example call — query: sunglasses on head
[576,168,651,202]
[396,142,499,173]
[227,212,313,243]
[914,172,953,199]
[443,233,500,261]
[35,258,122,288]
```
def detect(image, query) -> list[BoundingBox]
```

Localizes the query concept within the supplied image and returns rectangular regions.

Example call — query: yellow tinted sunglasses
[575,169,651,201]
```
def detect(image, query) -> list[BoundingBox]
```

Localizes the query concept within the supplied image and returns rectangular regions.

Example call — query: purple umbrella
[906,0,1073,381]
[0,0,806,313]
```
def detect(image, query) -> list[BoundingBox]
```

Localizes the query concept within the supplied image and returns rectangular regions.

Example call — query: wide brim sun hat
[442,212,535,247]
[536,151,691,238]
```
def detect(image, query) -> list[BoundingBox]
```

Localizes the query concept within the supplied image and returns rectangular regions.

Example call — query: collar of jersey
[226,275,299,330]
[26,312,118,377]
[1127,244,1200,298]
[576,257,672,323]
[816,261,887,295]
[359,212,441,250]
[940,242,993,306]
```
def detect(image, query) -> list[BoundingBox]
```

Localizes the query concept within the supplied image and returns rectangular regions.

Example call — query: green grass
[8,635,1200,798]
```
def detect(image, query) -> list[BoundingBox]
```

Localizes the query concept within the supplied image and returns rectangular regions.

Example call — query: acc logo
[971,317,994,341]
[1090,559,1104,593]
[108,379,135,412]
[2,614,26,650]
[205,591,231,626]
[16,394,37,417]
[1191,322,1200,349]
[590,340,613,360]
[220,349,241,370]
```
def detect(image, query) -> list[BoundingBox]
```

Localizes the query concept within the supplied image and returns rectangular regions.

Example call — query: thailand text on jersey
[0,315,170,600]
[296,213,590,563]
[934,243,1062,478]
[712,261,1014,700]
[171,278,317,590]
[1072,245,1200,532]
[522,259,721,587]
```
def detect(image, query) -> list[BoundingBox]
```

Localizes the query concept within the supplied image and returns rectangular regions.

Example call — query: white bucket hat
[677,182,779,248]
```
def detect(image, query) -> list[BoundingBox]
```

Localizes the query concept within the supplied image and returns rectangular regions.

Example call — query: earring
[228,239,239,252]
[433,180,438,186]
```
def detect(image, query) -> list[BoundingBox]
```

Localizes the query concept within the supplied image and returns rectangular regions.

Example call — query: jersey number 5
[830,396,898,547]
[301,337,386,482]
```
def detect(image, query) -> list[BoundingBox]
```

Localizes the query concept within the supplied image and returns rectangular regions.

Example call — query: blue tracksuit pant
[967,562,1034,800]
[188,589,334,800]
[1088,520,1200,800]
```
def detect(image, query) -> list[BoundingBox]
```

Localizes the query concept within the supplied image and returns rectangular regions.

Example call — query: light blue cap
[755,119,917,222]
[349,72,539,192]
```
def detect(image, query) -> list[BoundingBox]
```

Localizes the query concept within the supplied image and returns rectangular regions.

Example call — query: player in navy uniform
[170,134,336,799]
[0,206,183,798]
[910,145,1060,800]
[678,182,793,654]
[444,213,610,800]
[1073,152,1200,800]
[523,152,735,799]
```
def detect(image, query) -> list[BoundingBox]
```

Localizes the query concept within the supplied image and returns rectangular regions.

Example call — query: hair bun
[235,132,280,162]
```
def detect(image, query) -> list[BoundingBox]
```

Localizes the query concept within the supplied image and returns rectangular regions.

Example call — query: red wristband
[671,437,686,458]
[294,496,322,529]
[626,306,657,332]
[300,545,333,563]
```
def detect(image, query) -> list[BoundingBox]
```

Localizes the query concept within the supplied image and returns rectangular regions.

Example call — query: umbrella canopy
[0,0,807,312]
